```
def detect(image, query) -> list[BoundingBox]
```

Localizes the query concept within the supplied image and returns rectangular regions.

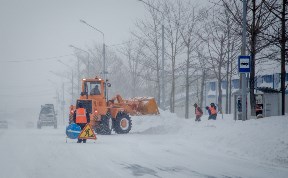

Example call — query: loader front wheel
[98,115,113,135]
[69,114,74,124]
[114,113,132,134]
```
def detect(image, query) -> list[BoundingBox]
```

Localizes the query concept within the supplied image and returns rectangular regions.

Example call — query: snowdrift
[0,109,287,178]
[131,110,288,168]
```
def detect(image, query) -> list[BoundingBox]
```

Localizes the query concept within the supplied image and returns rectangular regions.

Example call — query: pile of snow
[131,110,288,168]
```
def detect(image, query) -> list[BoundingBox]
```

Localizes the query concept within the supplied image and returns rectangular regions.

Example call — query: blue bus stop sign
[66,123,81,139]
[238,56,251,73]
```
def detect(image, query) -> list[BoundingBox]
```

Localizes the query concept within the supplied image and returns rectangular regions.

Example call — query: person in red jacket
[73,103,90,143]
[194,103,203,121]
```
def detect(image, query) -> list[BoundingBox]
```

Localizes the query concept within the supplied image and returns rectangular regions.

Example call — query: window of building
[222,81,227,89]
[232,79,239,89]
[210,82,216,91]
[263,75,272,83]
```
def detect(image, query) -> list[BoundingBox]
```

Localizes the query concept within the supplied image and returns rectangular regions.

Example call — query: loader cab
[88,82,101,95]
[81,78,105,98]
[79,77,108,115]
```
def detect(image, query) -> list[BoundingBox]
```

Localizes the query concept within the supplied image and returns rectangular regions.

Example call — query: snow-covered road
[0,112,287,178]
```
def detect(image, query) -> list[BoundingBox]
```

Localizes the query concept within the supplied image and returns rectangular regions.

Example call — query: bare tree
[219,4,242,114]
[132,0,163,104]
[222,0,276,116]
[163,0,185,113]
[179,3,204,118]
[200,7,233,114]
[262,0,288,115]
[118,40,146,97]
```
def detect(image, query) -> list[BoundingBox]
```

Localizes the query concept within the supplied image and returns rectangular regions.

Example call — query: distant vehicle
[37,104,57,129]
[0,120,8,129]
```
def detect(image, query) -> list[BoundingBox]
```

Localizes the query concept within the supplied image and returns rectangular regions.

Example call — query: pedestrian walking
[194,103,203,121]
[206,103,217,120]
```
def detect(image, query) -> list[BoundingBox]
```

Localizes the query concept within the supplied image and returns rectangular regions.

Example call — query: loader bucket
[111,95,160,116]
[126,97,160,115]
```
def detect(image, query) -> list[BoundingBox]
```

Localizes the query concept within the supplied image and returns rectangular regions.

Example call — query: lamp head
[80,19,86,24]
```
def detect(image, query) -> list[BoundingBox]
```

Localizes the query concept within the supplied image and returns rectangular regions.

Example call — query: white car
[37,104,57,129]
[0,120,8,129]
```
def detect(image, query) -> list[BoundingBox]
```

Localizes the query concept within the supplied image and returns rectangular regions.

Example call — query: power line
[108,39,138,47]
[0,54,74,63]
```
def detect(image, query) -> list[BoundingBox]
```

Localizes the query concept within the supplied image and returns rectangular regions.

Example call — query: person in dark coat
[206,103,217,120]
[73,103,90,143]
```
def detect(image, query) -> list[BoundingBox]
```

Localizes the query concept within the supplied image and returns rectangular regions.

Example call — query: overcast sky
[0,0,146,118]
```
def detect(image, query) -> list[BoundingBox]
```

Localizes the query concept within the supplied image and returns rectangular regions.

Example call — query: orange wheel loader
[69,76,132,135]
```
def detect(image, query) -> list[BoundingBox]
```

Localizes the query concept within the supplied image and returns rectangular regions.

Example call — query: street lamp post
[62,82,65,124]
[69,45,91,78]
[49,71,66,124]
[80,19,106,81]
[67,48,80,96]
[58,60,74,104]
[138,0,165,110]
[47,79,60,116]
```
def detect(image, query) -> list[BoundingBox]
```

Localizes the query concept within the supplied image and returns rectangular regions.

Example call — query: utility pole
[71,70,74,104]
[77,56,80,96]
[103,43,106,81]
[161,24,165,110]
[280,0,286,115]
[62,82,65,124]
[241,0,247,121]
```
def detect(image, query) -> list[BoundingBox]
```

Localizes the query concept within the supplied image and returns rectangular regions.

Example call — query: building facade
[205,73,288,114]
